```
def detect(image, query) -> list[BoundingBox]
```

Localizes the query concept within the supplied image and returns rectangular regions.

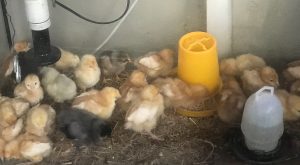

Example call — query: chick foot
[143,131,163,141]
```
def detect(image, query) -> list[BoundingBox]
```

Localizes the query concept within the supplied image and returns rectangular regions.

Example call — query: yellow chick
[134,49,175,78]
[0,100,17,127]
[74,54,101,90]
[153,77,208,108]
[0,137,4,160]
[241,66,279,95]
[1,118,24,141]
[217,76,246,124]
[14,74,44,105]
[54,48,80,71]
[125,85,164,140]
[276,89,300,121]
[40,67,77,103]
[72,87,121,119]
[19,133,52,163]
[25,104,56,137]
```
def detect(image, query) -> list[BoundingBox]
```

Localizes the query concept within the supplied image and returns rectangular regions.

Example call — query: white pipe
[92,0,139,54]
[207,0,232,57]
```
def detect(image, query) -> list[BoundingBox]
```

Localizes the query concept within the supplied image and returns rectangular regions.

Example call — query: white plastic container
[241,86,284,152]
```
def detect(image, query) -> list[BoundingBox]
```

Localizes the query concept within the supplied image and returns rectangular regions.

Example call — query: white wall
[232,0,300,68]
[6,0,206,56]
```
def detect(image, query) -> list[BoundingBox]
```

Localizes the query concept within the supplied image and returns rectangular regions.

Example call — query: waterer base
[227,127,299,164]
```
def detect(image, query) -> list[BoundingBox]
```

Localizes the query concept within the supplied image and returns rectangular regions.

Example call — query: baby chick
[14,40,31,53]
[40,67,77,103]
[57,108,112,144]
[241,66,279,95]
[14,74,44,105]
[219,58,239,76]
[153,77,209,108]
[290,80,300,95]
[135,49,175,78]
[54,48,80,71]
[4,135,23,159]
[0,100,17,127]
[19,133,52,162]
[1,118,24,141]
[25,104,56,137]
[125,85,164,140]
[236,53,266,73]
[72,87,121,119]
[217,76,246,124]
[99,50,131,78]
[74,54,101,90]
[276,89,300,121]
[10,98,30,117]
[118,70,148,110]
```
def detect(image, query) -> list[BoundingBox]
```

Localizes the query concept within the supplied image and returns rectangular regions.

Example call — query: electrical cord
[54,0,130,24]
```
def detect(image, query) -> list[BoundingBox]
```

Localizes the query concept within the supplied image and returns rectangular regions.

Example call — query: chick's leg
[142,131,163,141]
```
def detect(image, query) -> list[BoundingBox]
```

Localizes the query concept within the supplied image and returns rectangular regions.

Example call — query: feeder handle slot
[255,86,274,98]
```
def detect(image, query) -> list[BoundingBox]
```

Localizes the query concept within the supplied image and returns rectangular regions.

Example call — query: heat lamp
[15,0,61,82]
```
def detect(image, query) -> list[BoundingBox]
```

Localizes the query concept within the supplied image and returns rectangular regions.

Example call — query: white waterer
[241,86,284,152]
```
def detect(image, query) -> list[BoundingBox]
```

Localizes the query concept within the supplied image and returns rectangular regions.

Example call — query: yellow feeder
[178,31,220,94]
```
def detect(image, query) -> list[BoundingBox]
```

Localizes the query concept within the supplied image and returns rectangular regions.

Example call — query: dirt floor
[2,70,300,165]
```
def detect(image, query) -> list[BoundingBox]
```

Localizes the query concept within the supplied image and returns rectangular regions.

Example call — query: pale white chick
[25,104,56,137]
[1,118,24,141]
[241,66,279,96]
[217,76,246,124]
[40,67,77,103]
[54,48,80,71]
[134,49,175,78]
[74,54,101,90]
[14,74,44,105]
[152,77,208,108]
[125,85,164,140]
[72,87,121,119]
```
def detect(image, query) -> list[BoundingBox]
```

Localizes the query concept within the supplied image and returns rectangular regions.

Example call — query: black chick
[57,108,112,144]
[98,50,131,79]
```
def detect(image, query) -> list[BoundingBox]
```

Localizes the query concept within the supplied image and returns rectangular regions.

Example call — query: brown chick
[1,118,24,141]
[25,104,56,137]
[118,70,148,110]
[19,133,52,162]
[14,40,31,53]
[72,87,121,119]
[236,53,266,73]
[74,54,101,90]
[153,77,209,108]
[14,74,44,105]
[0,137,5,160]
[219,58,239,76]
[217,76,246,124]
[290,80,300,95]
[0,100,17,127]
[54,48,80,71]
[134,49,175,78]
[275,89,300,121]
[241,66,279,96]
[125,85,164,140]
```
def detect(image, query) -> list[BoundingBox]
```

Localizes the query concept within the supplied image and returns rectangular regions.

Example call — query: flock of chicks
[218,54,300,124]
[0,41,210,163]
